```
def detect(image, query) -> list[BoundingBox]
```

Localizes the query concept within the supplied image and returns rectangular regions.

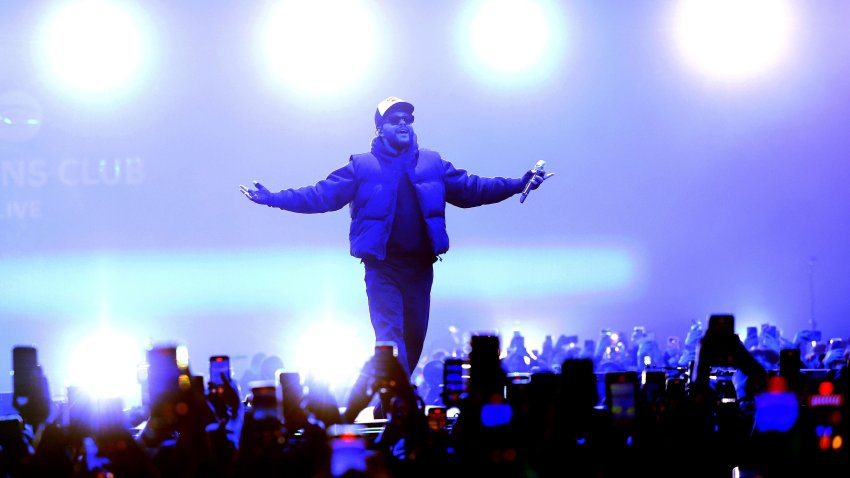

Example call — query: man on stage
[240,96,552,376]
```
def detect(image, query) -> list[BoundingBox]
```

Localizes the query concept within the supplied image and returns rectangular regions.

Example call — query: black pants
[363,256,434,376]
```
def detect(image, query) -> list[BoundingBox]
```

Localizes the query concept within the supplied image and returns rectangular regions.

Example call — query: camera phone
[209,355,231,388]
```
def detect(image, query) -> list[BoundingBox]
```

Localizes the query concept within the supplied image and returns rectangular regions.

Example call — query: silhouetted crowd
[3,314,849,478]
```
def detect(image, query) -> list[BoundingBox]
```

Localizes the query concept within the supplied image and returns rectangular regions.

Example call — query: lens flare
[290,319,373,393]
[261,0,378,96]
[672,0,797,83]
[460,0,567,85]
[66,328,144,405]
[40,0,151,96]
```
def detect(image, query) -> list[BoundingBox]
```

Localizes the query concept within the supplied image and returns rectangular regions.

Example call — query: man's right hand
[239,181,272,205]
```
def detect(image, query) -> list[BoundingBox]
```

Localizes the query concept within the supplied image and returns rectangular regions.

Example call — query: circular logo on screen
[0,90,43,143]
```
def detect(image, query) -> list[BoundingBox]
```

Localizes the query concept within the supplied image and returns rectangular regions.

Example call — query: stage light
[261,0,377,96]
[672,0,796,83]
[66,328,144,405]
[460,0,565,84]
[290,319,373,393]
[39,0,151,97]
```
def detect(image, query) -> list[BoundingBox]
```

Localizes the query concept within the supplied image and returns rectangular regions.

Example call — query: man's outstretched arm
[239,161,358,213]
[443,159,554,208]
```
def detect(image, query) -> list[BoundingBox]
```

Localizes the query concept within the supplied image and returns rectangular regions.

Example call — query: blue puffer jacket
[267,148,524,260]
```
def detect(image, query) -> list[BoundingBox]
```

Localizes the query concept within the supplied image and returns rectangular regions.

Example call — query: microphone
[520,160,546,203]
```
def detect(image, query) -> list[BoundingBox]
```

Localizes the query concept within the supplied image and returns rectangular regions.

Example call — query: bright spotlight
[66,329,144,405]
[261,0,377,96]
[291,320,373,392]
[672,0,796,83]
[461,0,565,83]
[40,0,149,96]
